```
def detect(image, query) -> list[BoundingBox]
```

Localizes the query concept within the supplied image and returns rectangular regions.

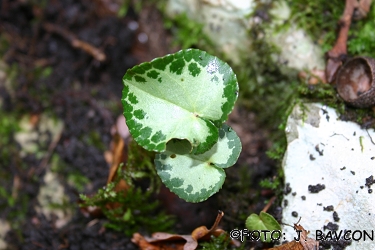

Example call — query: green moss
[348,3,375,57]
[0,186,15,207]
[0,34,10,56]
[163,12,215,51]
[0,111,20,165]
[80,161,174,235]
[297,82,375,129]
[287,0,345,52]
[199,233,244,250]
[67,172,90,193]
[79,139,172,235]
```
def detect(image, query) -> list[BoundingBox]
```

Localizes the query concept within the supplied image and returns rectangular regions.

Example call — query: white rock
[166,0,255,65]
[282,103,375,249]
[266,25,325,75]
[266,1,325,74]
[165,0,325,72]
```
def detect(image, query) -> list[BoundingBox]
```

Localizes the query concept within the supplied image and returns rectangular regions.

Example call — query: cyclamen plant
[122,49,241,202]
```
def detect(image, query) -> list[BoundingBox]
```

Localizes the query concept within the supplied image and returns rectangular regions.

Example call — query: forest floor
[0,1,280,249]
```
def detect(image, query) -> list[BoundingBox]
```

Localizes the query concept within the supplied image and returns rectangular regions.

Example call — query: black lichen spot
[317,203,322,206]
[365,175,375,188]
[340,166,346,170]
[301,196,306,200]
[188,62,201,77]
[350,171,355,175]
[369,189,373,194]
[309,154,316,161]
[319,232,352,249]
[291,211,298,217]
[292,192,296,196]
[324,222,339,231]
[308,184,325,193]
[333,211,340,222]
[170,154,176,159]
[283,199,288,207]
[360,186,364,189]
[315,144,324,156]
[323,205,334,211]
[284,183,292,195]
[371,156,375,160]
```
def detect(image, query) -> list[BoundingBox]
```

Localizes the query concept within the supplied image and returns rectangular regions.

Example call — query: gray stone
[282,103,375,249]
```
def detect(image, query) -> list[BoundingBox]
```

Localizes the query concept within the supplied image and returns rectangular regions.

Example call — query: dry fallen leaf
[267,224,318,250]
[106,132,129,192]
[132,210,240,250]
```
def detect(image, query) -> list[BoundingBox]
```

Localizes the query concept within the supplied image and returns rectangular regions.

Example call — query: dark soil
[0,1,280,249]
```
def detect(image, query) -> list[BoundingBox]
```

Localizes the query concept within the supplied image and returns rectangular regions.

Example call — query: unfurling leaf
[245,211,282,242]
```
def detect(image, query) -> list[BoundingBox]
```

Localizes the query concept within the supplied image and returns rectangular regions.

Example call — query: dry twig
[326,0,373,83]
[43,22,106,62]
[326,0,357,83]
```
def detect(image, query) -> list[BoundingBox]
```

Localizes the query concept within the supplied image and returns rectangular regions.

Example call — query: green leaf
[122,49,238,154]
[245,211,282,242]
[154,124,241,202]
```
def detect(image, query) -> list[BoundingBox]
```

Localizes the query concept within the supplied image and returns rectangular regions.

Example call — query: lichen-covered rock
[166,0,325,73]
[166,0,254,65]
[282,103,375,249]
[266,1,325,75]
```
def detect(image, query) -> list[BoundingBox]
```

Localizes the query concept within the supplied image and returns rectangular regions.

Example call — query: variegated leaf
[122,49,238,154]
[154,124,241,202]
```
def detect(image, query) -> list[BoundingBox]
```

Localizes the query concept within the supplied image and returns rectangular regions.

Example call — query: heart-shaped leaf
[245,211,282,242]
[154,124,241,202]
[122,49,238,154]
